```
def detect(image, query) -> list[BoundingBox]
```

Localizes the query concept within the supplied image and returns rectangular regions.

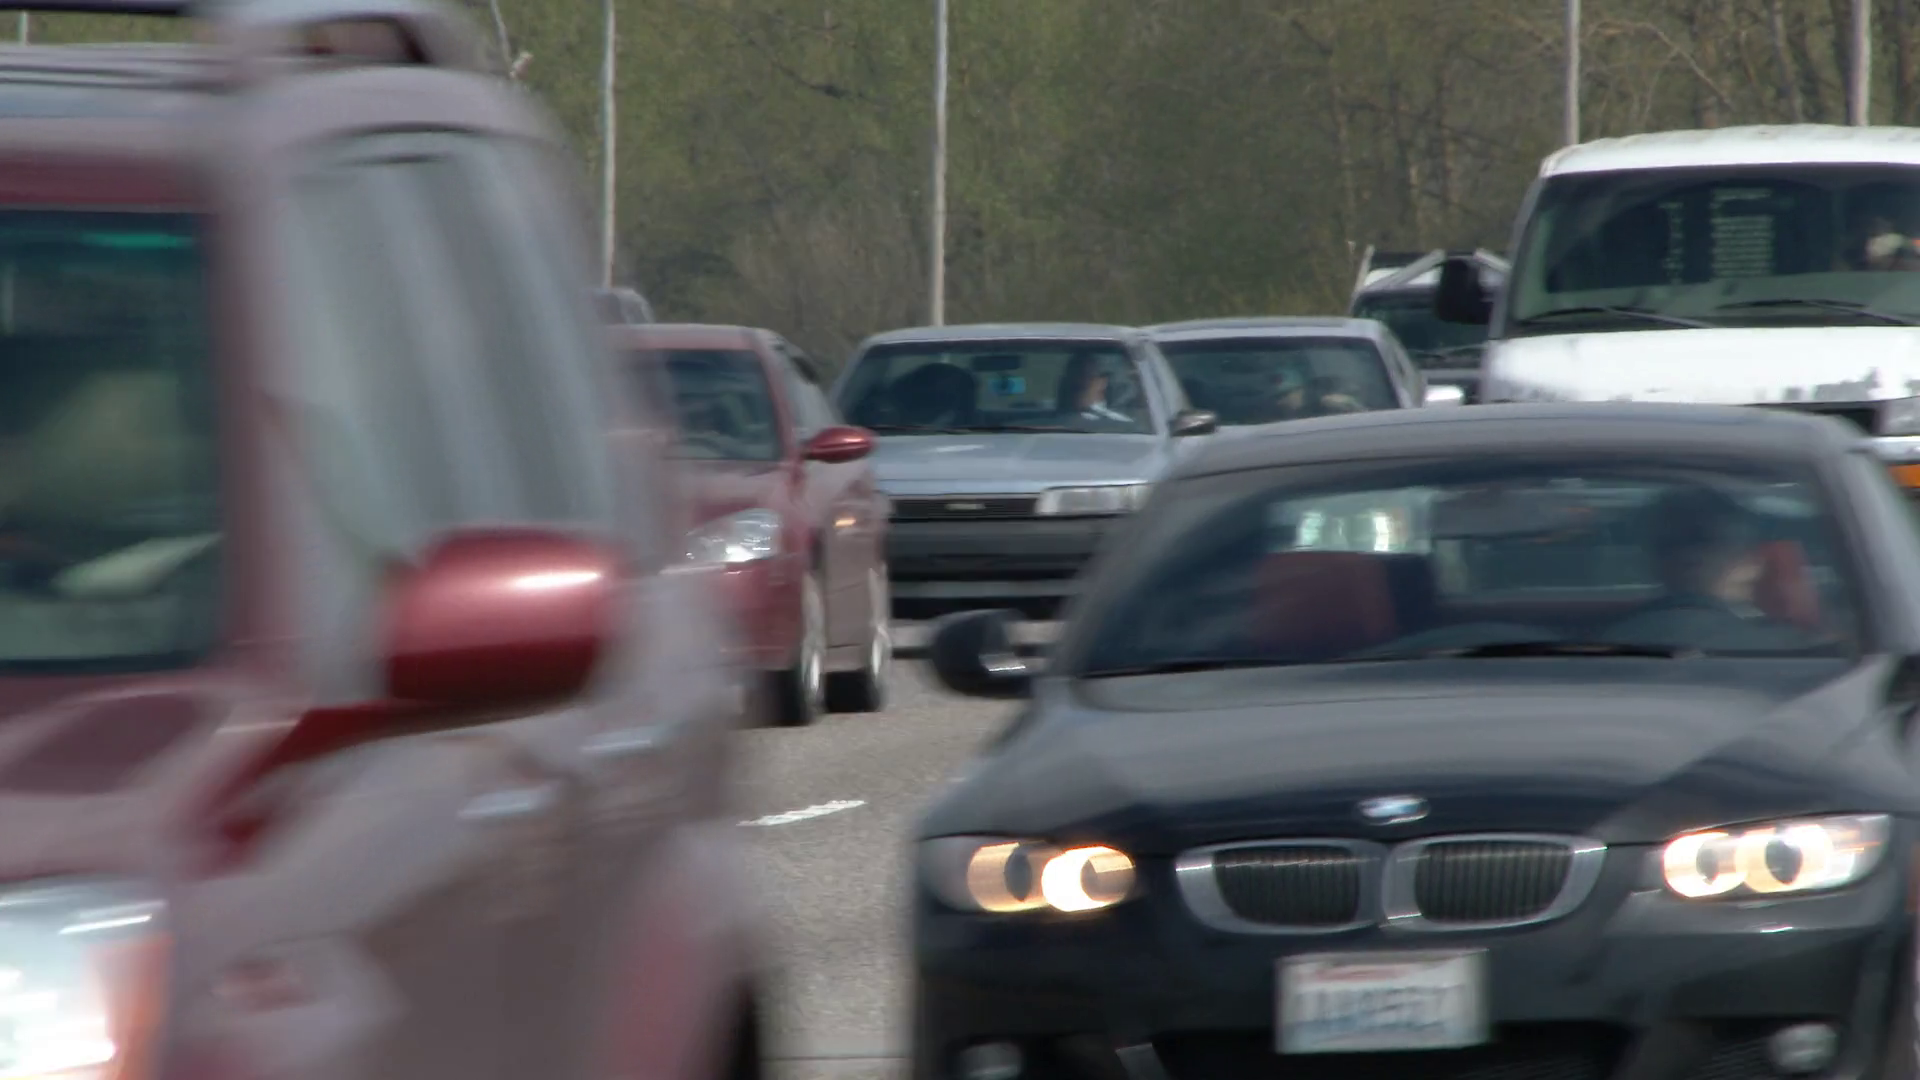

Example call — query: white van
[1436,124,1920,485]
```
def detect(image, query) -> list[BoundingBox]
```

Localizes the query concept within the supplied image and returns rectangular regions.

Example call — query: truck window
[1506,164,1920,334]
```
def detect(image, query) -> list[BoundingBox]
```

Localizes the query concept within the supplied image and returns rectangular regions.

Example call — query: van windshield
[1508,163,1920,334]
[0,211,219,672]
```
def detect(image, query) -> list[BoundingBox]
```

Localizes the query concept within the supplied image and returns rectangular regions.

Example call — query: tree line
[28,0,1920,366]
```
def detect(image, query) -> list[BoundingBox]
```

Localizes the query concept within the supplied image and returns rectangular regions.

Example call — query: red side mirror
[804,425,876,464]
[385,529,621,708]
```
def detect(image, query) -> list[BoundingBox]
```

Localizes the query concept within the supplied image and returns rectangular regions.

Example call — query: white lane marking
[739,799,866,827]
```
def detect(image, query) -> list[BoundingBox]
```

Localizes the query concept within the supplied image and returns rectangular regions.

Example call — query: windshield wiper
[1515,306,1716,329]
[1363,640,1698,661]
[1712,297,1920,326]
[1081,656,1281,678]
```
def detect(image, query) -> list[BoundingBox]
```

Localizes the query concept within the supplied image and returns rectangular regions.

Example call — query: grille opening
[890,495,1038,521]
[1412,839,1573,924]
[1154,1023,1626,1080]
[1212,845,1363,927]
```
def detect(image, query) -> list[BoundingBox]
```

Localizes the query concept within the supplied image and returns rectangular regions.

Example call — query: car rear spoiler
[0,0,487,78]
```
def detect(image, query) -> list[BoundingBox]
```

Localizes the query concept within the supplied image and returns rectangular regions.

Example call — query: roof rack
[0,0,488,84]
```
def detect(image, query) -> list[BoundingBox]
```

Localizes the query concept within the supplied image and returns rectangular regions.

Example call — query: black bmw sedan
[913,402,1920,1080]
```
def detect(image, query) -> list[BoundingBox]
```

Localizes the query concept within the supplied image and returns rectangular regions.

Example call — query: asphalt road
[741,624,1038,1080]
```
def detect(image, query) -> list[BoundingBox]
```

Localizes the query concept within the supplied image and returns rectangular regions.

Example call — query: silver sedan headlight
[922,836,1137,914]
[0,880,169,1079]
[686,509,782,565]
[1034,484,1150,517]
[1661,814,1889,899]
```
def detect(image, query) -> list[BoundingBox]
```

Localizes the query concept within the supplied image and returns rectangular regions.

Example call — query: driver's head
[1061,354,1107,408]
[1272,368,1308,411]
[1648,487,1763,602]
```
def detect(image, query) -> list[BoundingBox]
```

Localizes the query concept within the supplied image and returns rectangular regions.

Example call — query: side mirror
[1434,257,1493,325]
[928,609,1032,699]
[386,529,620,709]
[1423,384,1467,407]
[1170,409,1219,437]
[804,425,876,464]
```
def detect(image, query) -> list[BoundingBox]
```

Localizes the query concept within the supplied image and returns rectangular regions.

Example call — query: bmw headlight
[1661,814,1889,899]
[0,881,168,1080]
[922,836,1137,914]
[686,509,782,565]
[1883,397,1920,436]
[1034,484,1150,517]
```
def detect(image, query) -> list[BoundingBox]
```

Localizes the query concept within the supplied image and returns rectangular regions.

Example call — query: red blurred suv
[0,3,767,1080]
[612,324,891,726]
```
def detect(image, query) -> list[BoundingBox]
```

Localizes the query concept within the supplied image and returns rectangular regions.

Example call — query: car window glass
[287,168,461,541]
[780,350,838,435]
[0,209,220,670]
[471,140,622,530]
[396,150,585,522]
[1077,459,1863,675]
[838,341,1151,434]
[643,348,782,460]
[1156,337,1398,425]
[1351,292,1487,360]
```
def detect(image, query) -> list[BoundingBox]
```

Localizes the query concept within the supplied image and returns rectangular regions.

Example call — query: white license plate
[1278,950,1489,1054]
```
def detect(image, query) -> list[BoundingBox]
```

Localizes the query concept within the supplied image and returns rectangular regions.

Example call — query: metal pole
[599,0,616,287]
[17,14,27,43]
[1563,0,1580,145]
[929,0,948,326]
[1851,0,1872,125]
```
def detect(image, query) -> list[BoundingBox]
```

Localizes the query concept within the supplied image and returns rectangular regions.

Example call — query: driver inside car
[1601,487,1811,649]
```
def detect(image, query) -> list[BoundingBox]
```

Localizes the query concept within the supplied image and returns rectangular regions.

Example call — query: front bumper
[886,516,1119,602]
[913,844,1912,1080]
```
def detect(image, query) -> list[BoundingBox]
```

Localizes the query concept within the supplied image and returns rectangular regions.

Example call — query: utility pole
[599,0,616,287]
[17,14,27,43]
[1851,0,1872,125]
[929,0,948,326]
[1563,0,1580,145]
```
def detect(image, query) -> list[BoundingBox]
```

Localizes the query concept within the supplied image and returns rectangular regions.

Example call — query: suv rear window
[0,210,218,671]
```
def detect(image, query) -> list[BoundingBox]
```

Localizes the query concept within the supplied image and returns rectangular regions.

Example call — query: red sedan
[613,324,892,726]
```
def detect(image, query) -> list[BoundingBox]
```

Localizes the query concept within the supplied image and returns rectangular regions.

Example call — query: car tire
[827,565,891,713]
[773,574,826,728]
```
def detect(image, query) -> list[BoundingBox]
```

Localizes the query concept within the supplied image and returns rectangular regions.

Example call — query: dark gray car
[832,322,1216,616]
[1149,316,1465,425]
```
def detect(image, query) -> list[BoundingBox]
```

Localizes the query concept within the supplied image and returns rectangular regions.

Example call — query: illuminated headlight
[922,836,1137,914]
[1884,397,1920,436]
[0,880,168,1080]
[1034,484,1150,517]
[686,509,782,565]
[1661,814,1889,899]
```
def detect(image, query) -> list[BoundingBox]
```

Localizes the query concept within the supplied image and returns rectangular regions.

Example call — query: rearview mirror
[804,425,876,463]
[1434,257,1493,325]
[1171,409,1219,437]
[385,528,620,708]
[1423,384,1467,407]
[928,609,1032,699]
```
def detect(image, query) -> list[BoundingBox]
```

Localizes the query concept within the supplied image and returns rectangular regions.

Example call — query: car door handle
[460,783,560,823]
[584,728,665,761]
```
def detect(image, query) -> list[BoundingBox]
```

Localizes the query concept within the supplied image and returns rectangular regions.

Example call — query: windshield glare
[838,341,1153,435]
[1157,337,1397,425]
[1350,293,1488,357]
[643,348,782,461]
[1509,164,1920,332]
[0,210,218,671]
[1077,460,1860,676]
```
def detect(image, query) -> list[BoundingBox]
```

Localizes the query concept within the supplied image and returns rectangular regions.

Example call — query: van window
[1507,164,1920,334]
[0,210,220,671]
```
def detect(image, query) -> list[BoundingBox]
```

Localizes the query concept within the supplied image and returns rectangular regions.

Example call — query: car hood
[675,459,788,524]
[1483,326,1920,404]
[0,672,273,879]
[927,657,1916,854]
[869,433,1173,494]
